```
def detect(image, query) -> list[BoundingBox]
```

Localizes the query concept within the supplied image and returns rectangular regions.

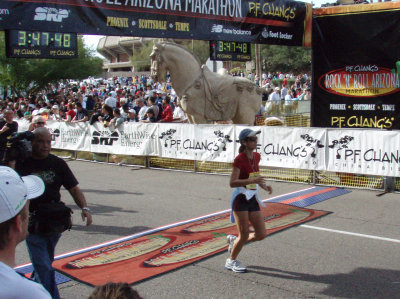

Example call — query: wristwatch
[82,207,91,212]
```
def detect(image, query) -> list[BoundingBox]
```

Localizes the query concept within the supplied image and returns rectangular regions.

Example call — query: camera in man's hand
[4,131,34,162]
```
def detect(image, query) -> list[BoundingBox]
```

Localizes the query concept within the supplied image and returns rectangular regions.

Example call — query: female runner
[225,128,272,273]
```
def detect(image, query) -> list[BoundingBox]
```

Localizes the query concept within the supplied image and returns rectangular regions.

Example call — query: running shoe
[227,234,236,253]
[225,258,247,273]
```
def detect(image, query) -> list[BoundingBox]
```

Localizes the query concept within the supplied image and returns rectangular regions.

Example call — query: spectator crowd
[0,72,311,130]
[0,74,188,132]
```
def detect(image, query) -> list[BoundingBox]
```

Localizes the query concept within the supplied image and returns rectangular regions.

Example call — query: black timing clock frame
[5,30,78,59]
[209,41,251,62]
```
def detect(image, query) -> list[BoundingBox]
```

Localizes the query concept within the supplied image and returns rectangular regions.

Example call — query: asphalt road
[15,160,400,299]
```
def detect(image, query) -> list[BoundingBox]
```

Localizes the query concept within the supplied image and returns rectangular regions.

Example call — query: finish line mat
[52,203,331,286]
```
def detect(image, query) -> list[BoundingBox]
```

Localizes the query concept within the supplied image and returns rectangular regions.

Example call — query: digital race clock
[6,30,78,59]
[209,41,251,61]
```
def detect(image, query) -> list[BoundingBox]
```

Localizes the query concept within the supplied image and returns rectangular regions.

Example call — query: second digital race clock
[209,41,251,61]
[6,30,78,59]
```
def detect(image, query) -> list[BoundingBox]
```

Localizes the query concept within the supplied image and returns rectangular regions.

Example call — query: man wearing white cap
[126,109,137,122]
[49,105,61,121]
[0,166,51,298]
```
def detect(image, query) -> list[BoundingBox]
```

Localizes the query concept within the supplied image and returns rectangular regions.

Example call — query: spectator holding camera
[14,127,92,298]
[0,109,18,164]
[98,104,113,127]
[72,102,89,123]
[0,166,51,298]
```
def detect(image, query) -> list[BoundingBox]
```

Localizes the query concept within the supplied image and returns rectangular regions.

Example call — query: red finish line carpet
[52,203,331,286]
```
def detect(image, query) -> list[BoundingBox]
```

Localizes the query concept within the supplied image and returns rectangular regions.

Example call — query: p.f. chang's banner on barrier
[0,0,311,46]
[312,2,400,129]
[16,120,400,177]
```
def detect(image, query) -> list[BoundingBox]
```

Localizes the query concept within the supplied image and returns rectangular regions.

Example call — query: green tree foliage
[131,42,154,72]
[0,33,104,96]
[260,45,311,74]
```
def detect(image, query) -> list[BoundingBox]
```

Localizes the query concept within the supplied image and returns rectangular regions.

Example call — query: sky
[82,35,103,55]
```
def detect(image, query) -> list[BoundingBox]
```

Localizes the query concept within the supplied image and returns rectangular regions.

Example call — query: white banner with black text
[18,120,400,177]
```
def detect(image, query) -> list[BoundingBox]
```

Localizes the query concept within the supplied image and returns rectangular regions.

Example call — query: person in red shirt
[65,102,76,122]
[283,76,288,86]
[158,96,173,123]
[225,129,272,273]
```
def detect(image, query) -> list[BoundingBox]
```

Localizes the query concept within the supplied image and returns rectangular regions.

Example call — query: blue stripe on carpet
[15,265,71,285]
[266,187,351,208]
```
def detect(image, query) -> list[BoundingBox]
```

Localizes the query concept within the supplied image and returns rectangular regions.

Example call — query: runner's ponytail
[239,142,246,153]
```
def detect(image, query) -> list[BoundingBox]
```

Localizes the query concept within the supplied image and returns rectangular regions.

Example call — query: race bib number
[246,172,259,190]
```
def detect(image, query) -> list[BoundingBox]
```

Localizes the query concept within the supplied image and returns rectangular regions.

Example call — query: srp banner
[312,2,400,129]
[89,122,159,156]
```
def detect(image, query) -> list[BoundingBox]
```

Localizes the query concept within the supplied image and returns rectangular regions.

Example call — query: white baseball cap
[0,166,45,223]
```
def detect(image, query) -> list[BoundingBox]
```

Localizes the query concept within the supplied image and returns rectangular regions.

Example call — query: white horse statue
[150,42,263,125]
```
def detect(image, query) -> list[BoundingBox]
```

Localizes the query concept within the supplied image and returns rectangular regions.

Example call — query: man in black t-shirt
[15,127,92,299]
[0,109,18,164]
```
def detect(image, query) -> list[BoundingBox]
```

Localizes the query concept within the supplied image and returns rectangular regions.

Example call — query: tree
[0,33,104,96]
[131,42,154,72]
[260,45,311,74]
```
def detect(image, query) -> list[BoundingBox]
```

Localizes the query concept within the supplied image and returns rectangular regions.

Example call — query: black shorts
[232,193,260,212]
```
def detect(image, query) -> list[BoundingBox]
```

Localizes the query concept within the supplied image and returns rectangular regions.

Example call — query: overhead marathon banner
[0,0,311,46]
[17,121,400,177]
[312,2,400,129]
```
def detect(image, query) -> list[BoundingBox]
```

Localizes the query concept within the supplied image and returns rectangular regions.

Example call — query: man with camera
[0,109,18,165]
[14,127,92,299]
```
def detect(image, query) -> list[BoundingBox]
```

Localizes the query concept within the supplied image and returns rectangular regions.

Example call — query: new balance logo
[211,24,223,33]
[34,7,69,22]
[0,8,10,15]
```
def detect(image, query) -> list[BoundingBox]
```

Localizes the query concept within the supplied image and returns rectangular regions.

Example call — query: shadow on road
[247,265,400,298]
[81,188,144,196]
[67,203,138,215]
